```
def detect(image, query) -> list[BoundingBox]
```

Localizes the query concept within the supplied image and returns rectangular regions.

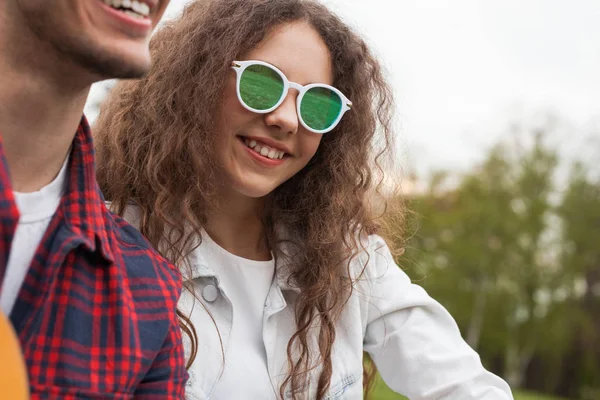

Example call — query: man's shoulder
[102,204,182,298]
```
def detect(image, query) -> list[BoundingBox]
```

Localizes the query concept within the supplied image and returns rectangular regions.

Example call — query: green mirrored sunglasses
[231,60,352,134]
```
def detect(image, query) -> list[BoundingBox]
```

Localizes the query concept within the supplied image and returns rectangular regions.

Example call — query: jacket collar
[185,232,301,294]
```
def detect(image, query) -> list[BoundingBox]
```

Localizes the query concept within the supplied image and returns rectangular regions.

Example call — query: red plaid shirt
[0,117,187,399]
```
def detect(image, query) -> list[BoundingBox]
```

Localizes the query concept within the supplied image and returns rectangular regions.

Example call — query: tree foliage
[391,122,599,398]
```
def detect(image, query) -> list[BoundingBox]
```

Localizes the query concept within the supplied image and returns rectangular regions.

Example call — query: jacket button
[202,285,218,302]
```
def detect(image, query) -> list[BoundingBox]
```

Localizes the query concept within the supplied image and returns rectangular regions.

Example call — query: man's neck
[0,6,93,193]
[0,77,90,193]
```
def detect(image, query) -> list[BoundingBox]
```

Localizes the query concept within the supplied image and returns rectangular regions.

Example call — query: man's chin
[55,37,152,81]
[78,49,152,80]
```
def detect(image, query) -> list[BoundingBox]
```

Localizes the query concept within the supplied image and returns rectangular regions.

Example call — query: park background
[86,1,600,399]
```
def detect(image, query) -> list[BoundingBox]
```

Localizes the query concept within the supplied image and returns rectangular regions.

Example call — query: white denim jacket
[181,234,514,400]
[121,207,512,400]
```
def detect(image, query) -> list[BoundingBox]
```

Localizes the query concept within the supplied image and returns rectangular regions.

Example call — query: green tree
[399,127,570,389]
[554,164,600,399]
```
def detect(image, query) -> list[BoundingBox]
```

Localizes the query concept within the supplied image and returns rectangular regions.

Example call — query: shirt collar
[186,232,301,294]
[62,116,114,263]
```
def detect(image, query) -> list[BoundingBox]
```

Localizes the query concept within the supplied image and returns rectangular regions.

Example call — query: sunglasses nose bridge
[284,82,305,115]
[287,81,304,94]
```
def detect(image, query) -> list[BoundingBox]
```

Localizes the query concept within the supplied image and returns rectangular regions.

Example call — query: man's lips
[97,0,162,34]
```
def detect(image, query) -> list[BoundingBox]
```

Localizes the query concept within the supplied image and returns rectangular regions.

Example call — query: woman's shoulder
[360,233,388,253]
[349,233,407,283]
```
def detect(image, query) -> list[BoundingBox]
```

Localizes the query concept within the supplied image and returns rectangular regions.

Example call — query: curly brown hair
[94,0,404,398]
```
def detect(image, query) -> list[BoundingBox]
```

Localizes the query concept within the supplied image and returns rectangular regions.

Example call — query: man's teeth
[244,139,285,160]
[103,0,150,18]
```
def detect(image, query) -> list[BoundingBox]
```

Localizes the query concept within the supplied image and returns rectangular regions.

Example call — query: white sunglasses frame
[231,60,352,134]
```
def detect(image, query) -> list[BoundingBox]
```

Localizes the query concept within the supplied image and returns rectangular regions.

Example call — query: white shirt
[199,232,277,399]
[0,157,69,314]
[122,207,514,400]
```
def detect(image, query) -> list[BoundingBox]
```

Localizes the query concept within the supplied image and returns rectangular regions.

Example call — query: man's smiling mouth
[101,0,150,19]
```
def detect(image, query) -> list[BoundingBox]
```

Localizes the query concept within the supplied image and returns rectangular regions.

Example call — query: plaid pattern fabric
[0,117,187,399]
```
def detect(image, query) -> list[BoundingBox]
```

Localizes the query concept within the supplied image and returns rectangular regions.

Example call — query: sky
[85,0,600,177]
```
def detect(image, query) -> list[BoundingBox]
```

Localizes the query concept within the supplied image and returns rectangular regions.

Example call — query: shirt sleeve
[133,305,188,399]
[361,235,514,400]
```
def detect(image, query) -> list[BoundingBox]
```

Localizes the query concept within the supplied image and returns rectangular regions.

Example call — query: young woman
[94,0,513,399]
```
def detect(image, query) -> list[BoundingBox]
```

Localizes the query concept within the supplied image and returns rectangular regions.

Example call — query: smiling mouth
[240,137,288,160]
[102,0,150,19]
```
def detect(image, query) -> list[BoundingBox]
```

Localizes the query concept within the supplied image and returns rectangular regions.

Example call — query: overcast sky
[86,0,600,176]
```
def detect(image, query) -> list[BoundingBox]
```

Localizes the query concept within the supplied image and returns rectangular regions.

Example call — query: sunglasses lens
[300,87,343,132]
[239,64,284,110]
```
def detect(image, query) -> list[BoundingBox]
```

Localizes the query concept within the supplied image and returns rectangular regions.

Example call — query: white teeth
[104,0,150,17]
[243,138,286,160]
[264,149,284,160]
[132,0,150,16]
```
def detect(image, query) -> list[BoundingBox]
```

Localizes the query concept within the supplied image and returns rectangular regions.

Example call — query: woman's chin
[230,180,278,199]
